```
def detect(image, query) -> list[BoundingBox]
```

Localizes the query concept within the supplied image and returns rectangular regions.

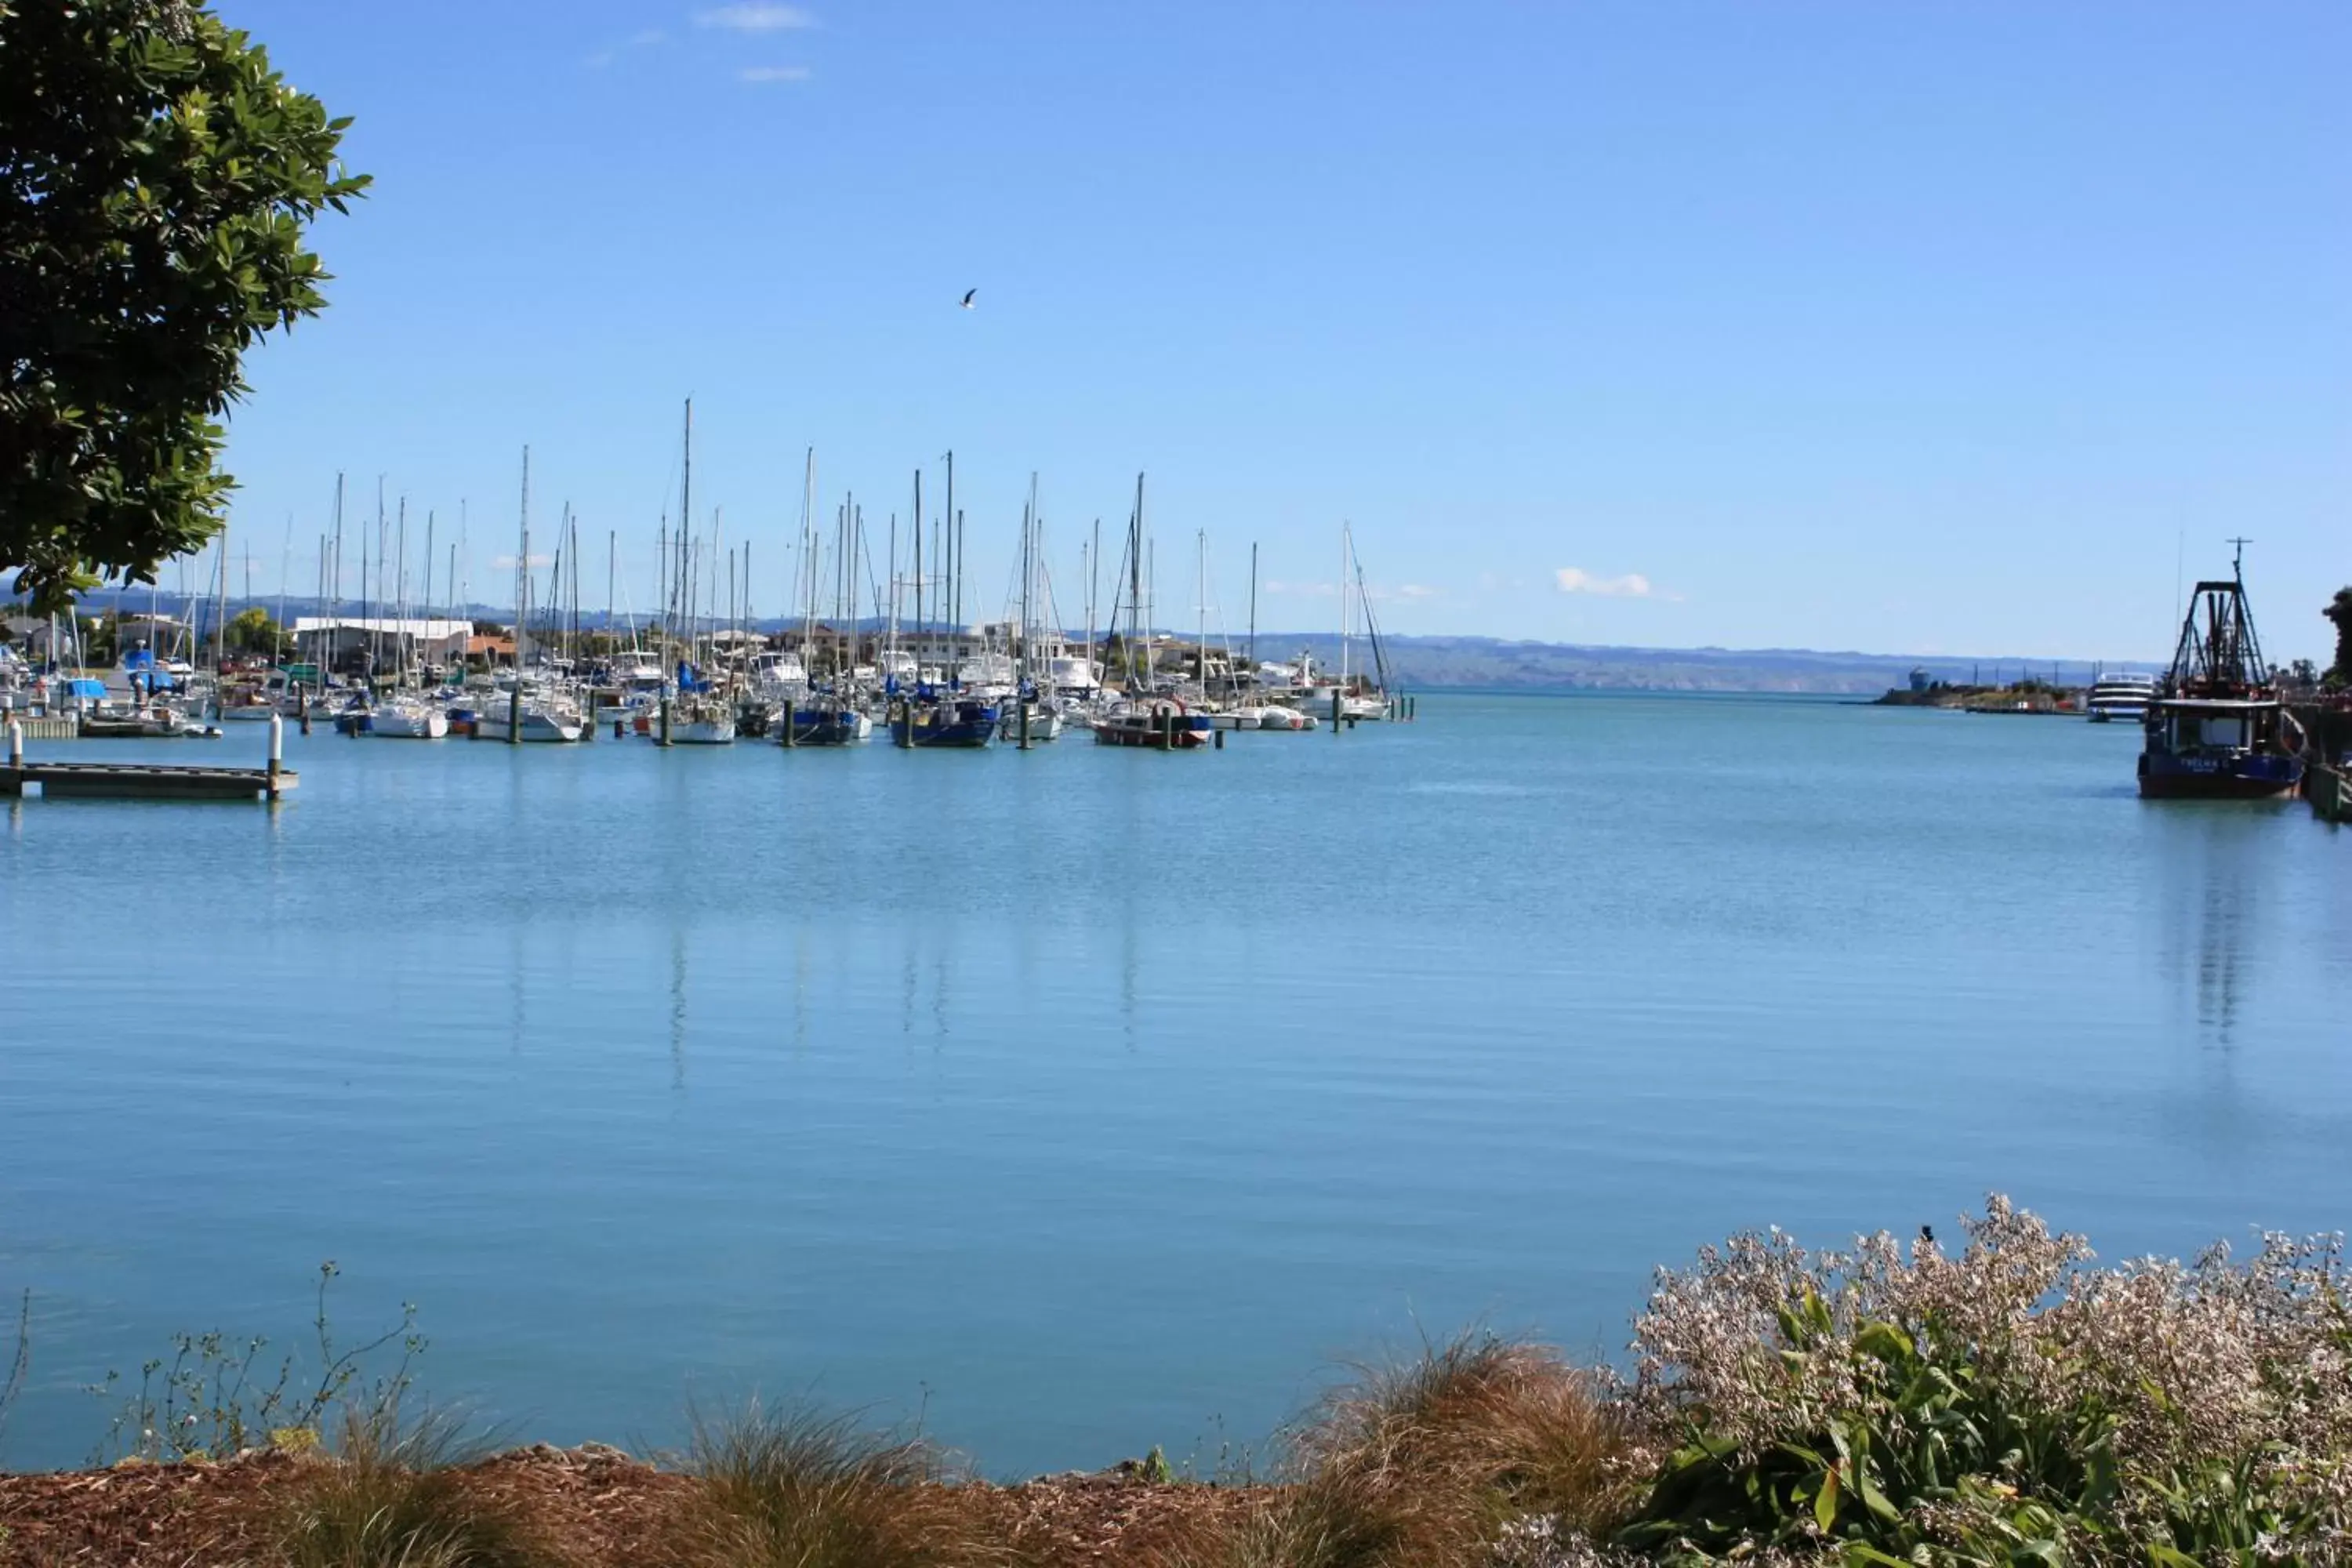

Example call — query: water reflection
[2156,810,2271,1054]
[670,924,689,1090]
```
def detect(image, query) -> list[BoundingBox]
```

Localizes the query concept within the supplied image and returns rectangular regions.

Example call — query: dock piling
[267,714,285,801]
[1331,690,1342,735]
[7,718,20,771]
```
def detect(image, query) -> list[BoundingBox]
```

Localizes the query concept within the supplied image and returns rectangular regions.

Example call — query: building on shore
[292,617,471,674]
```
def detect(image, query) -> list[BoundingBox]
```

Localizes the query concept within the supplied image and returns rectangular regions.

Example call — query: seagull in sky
[960,289,977,309]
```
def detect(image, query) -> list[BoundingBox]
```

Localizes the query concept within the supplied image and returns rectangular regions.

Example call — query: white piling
[267,712,284,798]
[7,717,21,769]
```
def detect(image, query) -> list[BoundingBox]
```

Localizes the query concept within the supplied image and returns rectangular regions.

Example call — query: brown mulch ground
[0,1446,1269,1566]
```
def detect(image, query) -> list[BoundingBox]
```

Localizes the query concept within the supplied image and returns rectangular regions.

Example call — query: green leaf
[1815,1465,1842,1532]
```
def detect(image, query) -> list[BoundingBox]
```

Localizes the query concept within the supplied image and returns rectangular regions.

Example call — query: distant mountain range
[35,590,2151,694]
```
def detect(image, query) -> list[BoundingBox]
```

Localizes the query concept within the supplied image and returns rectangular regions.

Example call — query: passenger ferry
[2085,671,2158,723]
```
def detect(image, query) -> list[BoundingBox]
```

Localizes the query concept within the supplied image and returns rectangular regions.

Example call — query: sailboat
[2137,548,2306,800]
[476,447,588,742]
[891,456,996,749]
[1000,475,1063,744]
[781,454,872,746]
[652,401,735,746]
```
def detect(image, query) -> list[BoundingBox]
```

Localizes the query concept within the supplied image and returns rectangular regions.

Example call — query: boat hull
[2136,749,2304,800]
[364,707,450,739]
[783,710,873,746]
[892,700,999,748]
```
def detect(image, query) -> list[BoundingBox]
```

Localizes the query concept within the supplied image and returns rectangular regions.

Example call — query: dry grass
[272,1409,561,1568]
[1146,1333,1635,1568]
[664,1400,1013,1568]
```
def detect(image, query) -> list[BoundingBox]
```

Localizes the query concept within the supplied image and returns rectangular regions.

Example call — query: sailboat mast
[1248,541,1258,668]
[1196,529,1206,692]
[913,468,924,677]
[1130,476,1145,688]
[678,398,693,672]
[1086,518,1099,695]
[516,446,531,670]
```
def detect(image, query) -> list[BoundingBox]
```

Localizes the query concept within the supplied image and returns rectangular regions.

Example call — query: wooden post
[1214,727,1224,750]
[267,713,284,801]
[297,686,311,736]
[658,695,672,747]
[1018,698,1030,750]
[1331,688,1342,735]
[506,681,523,746]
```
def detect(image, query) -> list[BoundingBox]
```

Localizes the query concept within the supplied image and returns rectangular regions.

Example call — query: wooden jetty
[2,717,295,802]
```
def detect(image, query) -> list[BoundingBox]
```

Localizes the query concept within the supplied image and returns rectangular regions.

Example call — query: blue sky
[202,1,2350,661]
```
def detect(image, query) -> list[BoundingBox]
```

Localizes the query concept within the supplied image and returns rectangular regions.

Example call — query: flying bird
[960,289,977,309]
[1920,1225,1936,1245]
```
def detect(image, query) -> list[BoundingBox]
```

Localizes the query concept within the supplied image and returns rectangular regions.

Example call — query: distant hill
[31,590,2149,694]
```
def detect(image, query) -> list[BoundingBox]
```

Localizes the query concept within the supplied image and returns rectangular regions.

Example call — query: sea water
[3,693,2347,1473]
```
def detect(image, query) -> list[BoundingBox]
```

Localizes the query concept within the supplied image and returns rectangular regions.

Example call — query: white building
[292,617,471,672]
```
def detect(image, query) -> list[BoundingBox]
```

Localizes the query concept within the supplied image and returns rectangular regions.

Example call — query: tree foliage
[1,0,367,614]
[2325,588,2352,686]
[228,603,281,654]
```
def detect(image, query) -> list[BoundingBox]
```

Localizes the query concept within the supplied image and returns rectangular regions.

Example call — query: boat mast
[1196,529,1207,695]
[516,446,531,674]
[678,398,692,683]
[1128,475,1145,691]
[1338,521,1351,689]
[1248,541,1258,670]
[1085,517,1099,695]
[913,467,924,679]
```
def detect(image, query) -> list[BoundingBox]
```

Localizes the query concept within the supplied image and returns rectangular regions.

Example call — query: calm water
[3,693,2349,1473]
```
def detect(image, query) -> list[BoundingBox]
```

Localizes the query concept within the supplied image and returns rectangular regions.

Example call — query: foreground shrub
[274,1407,557,1568]
[668,1400,1004,1568]
[1152,1332,1635,1568]
[1612,1196,2352,1564]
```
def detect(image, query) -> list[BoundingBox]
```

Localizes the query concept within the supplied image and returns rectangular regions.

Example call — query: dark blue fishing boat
[2139,556,2307,800]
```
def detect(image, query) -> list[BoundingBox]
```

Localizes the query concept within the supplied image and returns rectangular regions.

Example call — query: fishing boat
[2085,671,2158,724]
[2137,556,2306,800]
[1094,695,1210,750]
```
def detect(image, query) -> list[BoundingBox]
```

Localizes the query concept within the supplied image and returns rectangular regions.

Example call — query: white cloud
[1397,583,1439,600]
[697,3,818,30]
[1555,567,1661,599]
[1264,580,1341,598]
[627,27,669,45]
[492,554,555,570]
[739,64,812,82]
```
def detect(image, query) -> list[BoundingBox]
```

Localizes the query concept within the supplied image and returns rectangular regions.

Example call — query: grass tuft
[273,1406,557,1568]
[668,1399,1006,1568]
[1149,1331,1634,1568]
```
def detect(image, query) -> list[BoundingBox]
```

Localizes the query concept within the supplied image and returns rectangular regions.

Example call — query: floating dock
[2,717,294,801]
[0,760,295,801]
